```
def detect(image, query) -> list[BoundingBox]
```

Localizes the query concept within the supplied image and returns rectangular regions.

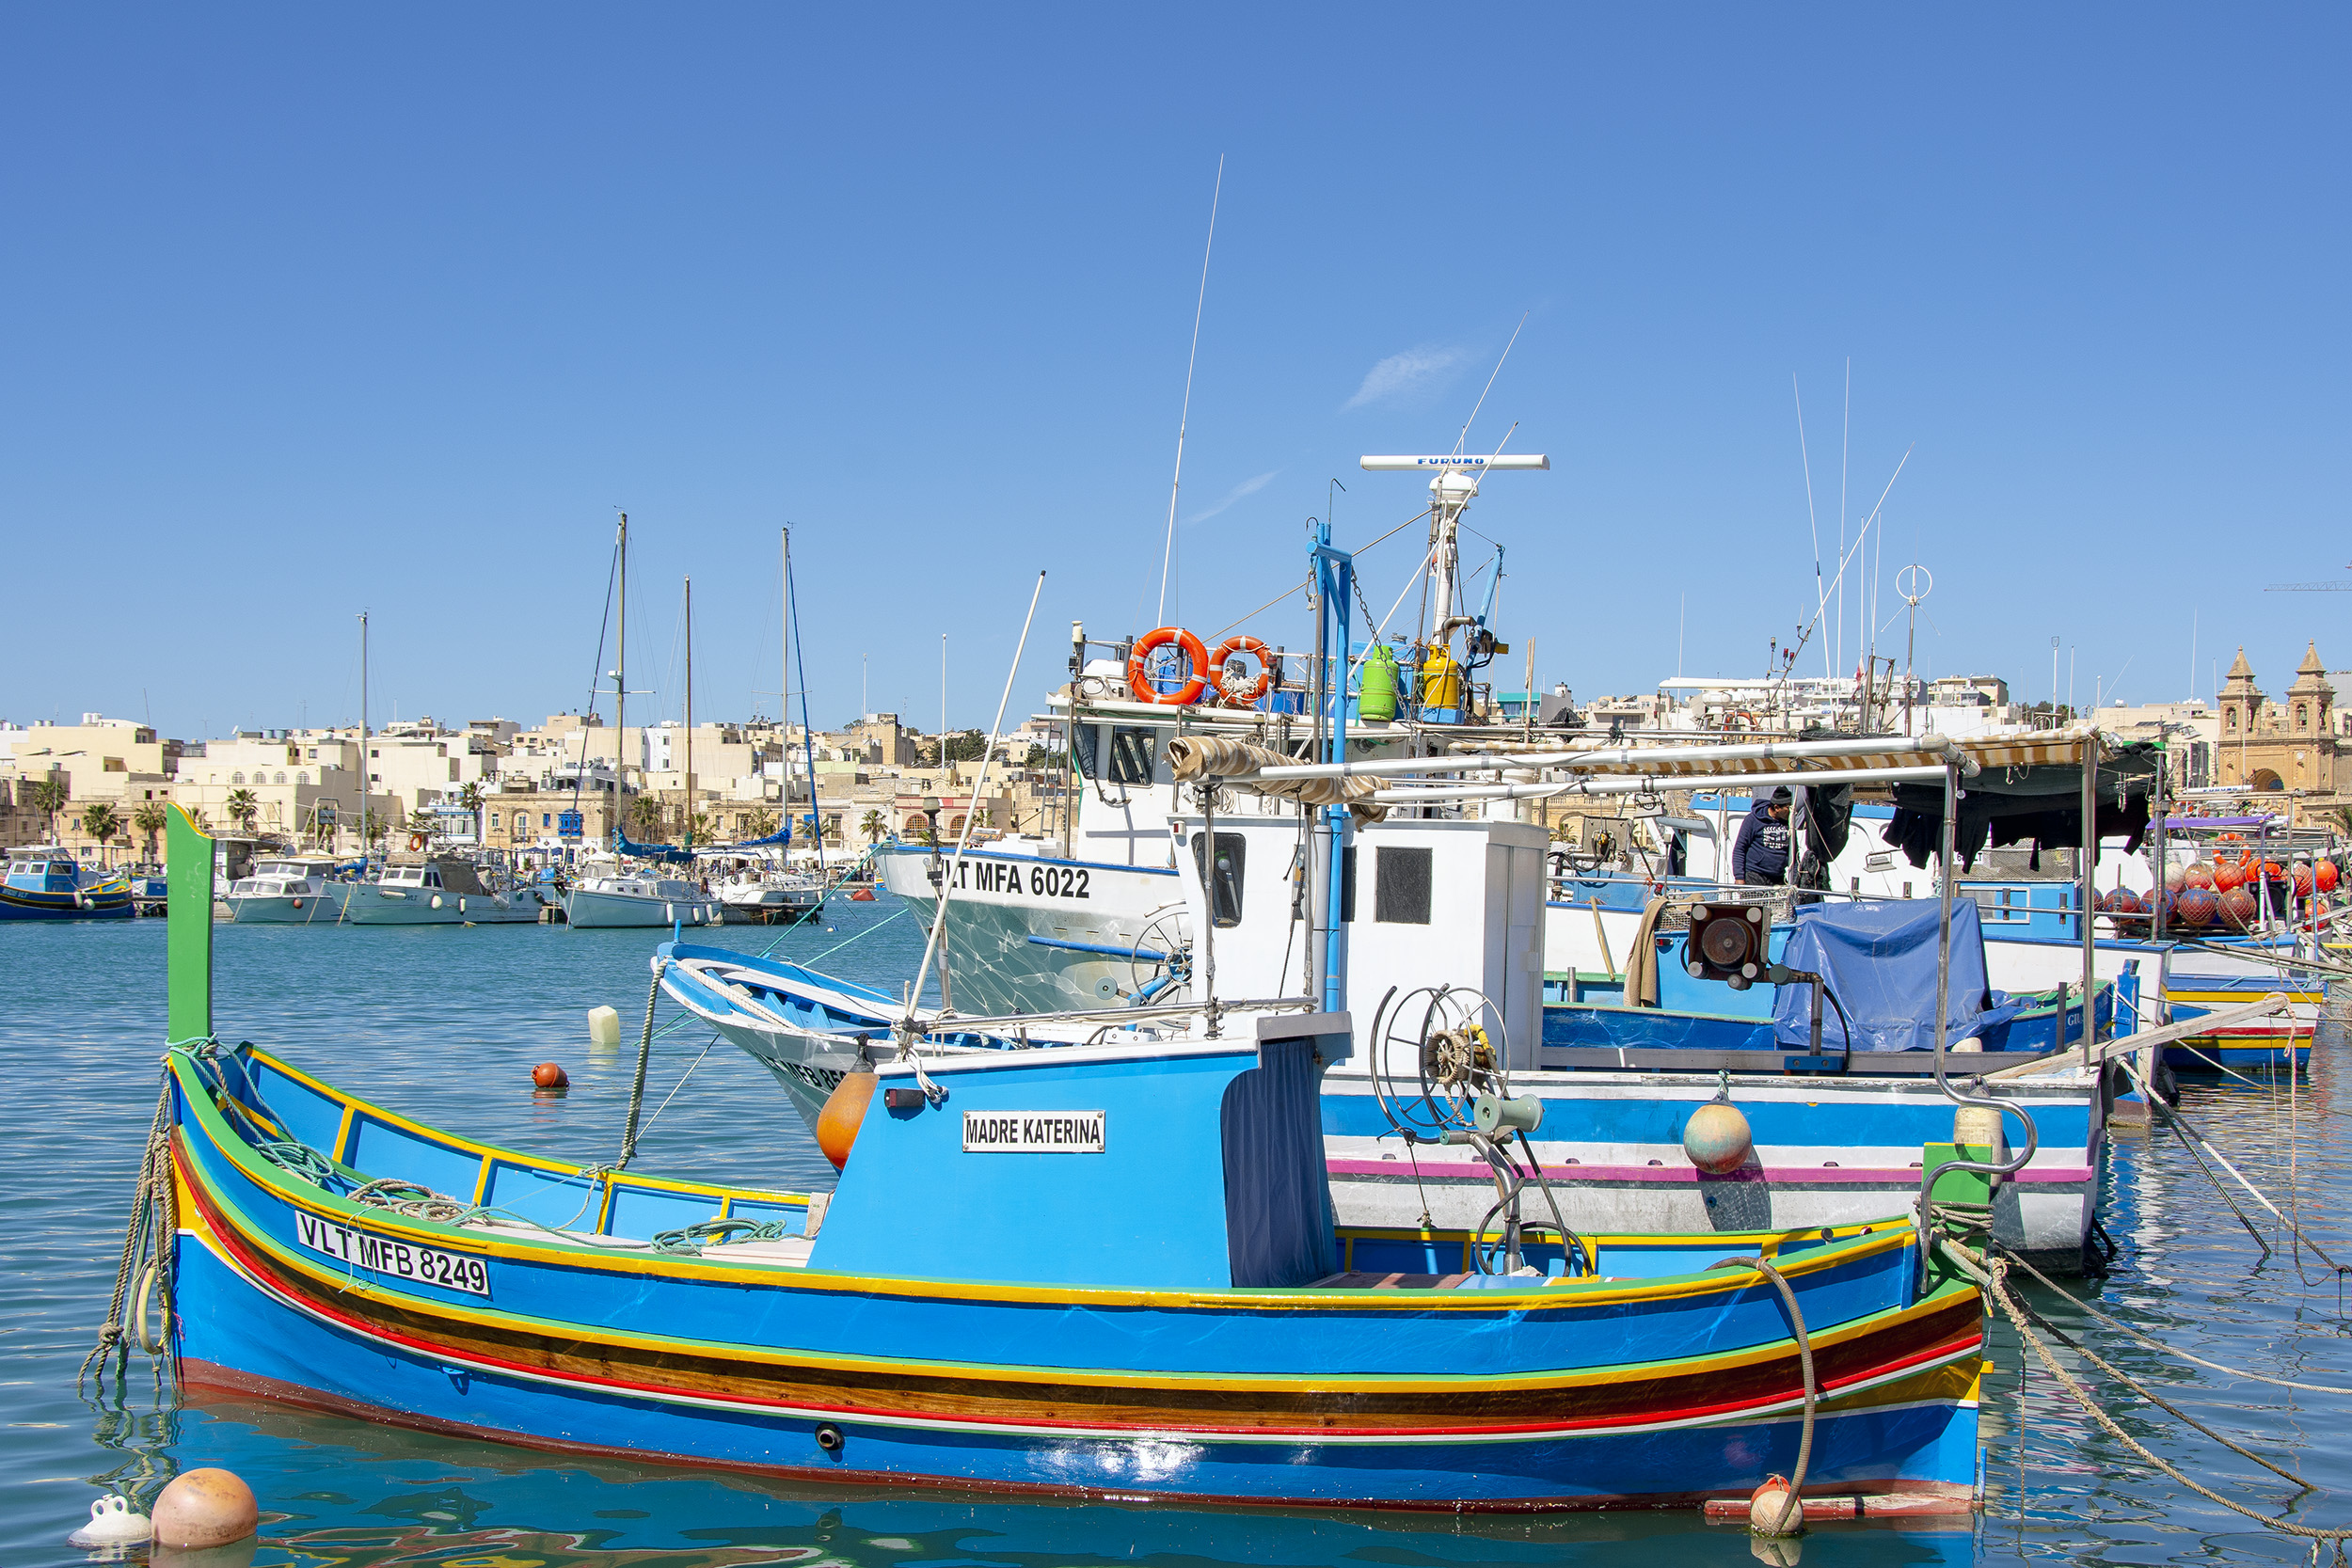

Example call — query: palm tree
[184,806,212,833]
[688,811,711,846]
[78,802,122,864]
[133,801,168,864]
[744,807,779,841]
[455,781,485,843]
[629,796,663,839]
[859,808,888,845]
[224,788,260,835]
[27,776,68,842]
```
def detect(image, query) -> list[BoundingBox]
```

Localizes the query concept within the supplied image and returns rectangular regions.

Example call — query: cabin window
[1191,831,1245,927]
[1107,726,1156,785]
[1969,885,2032,924]
[1374,845,1434,925]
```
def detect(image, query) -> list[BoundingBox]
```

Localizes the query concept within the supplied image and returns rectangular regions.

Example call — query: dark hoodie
[1731,800,1790,884]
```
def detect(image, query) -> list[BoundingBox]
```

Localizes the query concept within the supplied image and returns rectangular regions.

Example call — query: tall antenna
[1792,377,1829,680]
[1837,357,1851,680]
[1453,312,1528,460]
[1155,155,1223,628]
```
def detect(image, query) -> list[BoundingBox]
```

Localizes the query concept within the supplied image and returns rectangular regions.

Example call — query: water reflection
[182,1392,1976,1568]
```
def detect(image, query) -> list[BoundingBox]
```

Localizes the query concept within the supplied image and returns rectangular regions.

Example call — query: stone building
[2212,643,2348,820]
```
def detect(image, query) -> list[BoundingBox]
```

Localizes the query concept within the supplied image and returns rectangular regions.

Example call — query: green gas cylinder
[1359,643,1399,722]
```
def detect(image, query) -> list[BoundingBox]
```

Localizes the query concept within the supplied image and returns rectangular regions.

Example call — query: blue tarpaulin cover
[1771,898,2018,1053]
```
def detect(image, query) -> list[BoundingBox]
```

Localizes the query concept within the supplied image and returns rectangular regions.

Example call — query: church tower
[2218,647,2262,743]
[2288,641,2333,736]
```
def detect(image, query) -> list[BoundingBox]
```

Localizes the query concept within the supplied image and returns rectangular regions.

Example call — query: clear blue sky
[4,6,2344,738]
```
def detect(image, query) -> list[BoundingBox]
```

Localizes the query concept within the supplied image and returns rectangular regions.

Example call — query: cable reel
[1364,984,1586,1279]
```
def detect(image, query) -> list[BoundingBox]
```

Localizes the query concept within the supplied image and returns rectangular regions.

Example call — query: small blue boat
[0,848,134,920]
[151,804,1988,1513]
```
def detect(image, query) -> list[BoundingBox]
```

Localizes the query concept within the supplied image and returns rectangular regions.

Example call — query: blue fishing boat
[149,803,1987,1513]
[0,848,134,920]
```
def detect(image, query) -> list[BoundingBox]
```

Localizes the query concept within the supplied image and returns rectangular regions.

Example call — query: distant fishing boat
[0,848,134,921]
[564,863,723,929]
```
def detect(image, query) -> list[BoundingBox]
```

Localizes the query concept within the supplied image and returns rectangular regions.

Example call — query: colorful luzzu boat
[155,806,1987,1513]
[0,847,134,919]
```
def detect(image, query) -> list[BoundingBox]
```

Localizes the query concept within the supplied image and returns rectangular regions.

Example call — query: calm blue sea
[5,897,2350,1566]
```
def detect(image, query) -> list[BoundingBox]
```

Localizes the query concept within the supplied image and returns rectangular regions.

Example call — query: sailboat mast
[357,610,368,858]
[615,514,628,849]
[684,576,694,849]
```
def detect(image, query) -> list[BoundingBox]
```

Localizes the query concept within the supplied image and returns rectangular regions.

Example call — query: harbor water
[7,896,2352,1566]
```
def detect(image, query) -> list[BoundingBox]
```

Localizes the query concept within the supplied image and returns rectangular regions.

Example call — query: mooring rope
[615,958,664,1171]
[1998,1245,2352,1397]
[1945,1238,2352,1547]
[79,1068,181,1396]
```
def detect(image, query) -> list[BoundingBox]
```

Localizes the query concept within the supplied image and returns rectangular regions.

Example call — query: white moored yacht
[565,864,723,929]
[345,857,552,926]
[220,856,353,924]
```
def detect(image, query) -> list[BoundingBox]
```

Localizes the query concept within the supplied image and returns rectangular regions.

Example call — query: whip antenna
[1156,156,1223,627]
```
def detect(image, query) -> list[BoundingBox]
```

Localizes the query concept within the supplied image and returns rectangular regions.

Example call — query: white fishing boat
[717,867,825,925]
[880,450,1553,1015]
[220,855,353,924]
[345,857,551,925]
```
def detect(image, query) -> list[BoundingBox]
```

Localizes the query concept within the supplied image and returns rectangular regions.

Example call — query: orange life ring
[1126,627,1209,705]
[1208,635,1273,705]
[408,832,428,851]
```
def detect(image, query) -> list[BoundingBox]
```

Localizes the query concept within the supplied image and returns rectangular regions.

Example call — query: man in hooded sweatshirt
[1731,785,1792,886]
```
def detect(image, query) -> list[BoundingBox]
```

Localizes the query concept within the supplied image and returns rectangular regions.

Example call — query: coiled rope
[650,1217,789,1254]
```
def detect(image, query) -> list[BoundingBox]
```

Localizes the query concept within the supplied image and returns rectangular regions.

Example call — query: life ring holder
[1208,635,1273,705]
[1126,627,1210,705]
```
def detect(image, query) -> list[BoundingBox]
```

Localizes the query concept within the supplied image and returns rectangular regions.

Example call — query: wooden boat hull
[166,1046,1985,1511]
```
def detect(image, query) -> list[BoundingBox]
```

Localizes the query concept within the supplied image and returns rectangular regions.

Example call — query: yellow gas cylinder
[1421,645,1464,712]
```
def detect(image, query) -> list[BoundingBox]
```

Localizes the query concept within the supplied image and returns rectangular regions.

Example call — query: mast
[615,514,628,851]
[357,610,369,858]
[684,575,695,849]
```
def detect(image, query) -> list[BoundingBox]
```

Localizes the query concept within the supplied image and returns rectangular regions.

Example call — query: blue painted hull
[167,1045,1986,1511]
[0,882,135,920]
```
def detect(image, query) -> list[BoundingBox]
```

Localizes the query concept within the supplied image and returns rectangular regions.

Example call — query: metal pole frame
[1915,758,2042,1280]
[1311,522,1355,1014]
[2080,734,2098,1046]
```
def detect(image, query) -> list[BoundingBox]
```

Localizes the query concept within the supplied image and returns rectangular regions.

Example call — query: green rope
[650,1217,789,1254]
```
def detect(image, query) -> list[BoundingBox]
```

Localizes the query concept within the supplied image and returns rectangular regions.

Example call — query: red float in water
[532,1061,568,1088]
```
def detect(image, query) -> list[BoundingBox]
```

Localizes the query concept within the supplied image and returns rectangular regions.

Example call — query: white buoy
[68,1496,152,1548]
[587,1006,622,1050]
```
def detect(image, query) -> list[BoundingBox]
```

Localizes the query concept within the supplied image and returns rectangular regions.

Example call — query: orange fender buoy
[532,1061,568,1088]
[1125,627,1209,705]
[1208,635,1273,705]
[151,1468,258,1550]
[817,1068,877,1169]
